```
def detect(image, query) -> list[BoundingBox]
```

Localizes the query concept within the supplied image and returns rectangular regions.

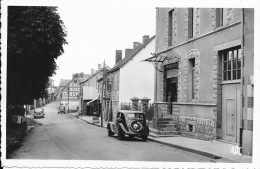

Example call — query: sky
[51,1,157,86]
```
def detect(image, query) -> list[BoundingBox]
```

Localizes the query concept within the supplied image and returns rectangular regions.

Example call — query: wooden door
[222,83,241,143]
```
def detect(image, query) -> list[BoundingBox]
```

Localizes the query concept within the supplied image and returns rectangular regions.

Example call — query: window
[216,8,223,27]
[168,9,174,46]
[107,78,112,92]
[188,124,194,132]
[188,8,193,38]
[222,47,241,81]
[165,63,178,102]
[191,60,196,99]
[188,58,195,100]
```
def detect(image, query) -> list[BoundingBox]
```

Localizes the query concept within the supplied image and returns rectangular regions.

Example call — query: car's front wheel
[142,135,148,141]
[117,125,125,140]
[107,127,114,136]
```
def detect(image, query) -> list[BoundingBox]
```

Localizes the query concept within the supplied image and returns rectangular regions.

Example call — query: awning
[87,98,99,105]
[143,49,180,63]
[143,49,180,72]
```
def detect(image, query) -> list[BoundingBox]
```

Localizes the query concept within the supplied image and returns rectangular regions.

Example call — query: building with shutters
[144,8,254,155]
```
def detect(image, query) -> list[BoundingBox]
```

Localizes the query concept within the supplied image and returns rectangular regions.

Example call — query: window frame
[168,9,174,46]
[221,47,241,82]
[216,8,224,28]
[188,8,194,39]
[188,58,196,100]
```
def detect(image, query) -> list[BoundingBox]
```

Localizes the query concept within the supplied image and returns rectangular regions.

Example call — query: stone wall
[155,102,217,141]
[179,116,216,140]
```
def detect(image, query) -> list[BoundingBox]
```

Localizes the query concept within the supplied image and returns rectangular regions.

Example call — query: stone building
[144,8,254,155]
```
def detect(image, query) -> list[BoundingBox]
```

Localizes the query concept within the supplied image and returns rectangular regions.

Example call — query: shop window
[222,47,241,81]
[216,8,223,27]
[188,8,193,38]
[168,9,174,46]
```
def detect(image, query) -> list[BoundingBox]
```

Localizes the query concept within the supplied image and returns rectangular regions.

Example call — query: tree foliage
[7,6,67,105]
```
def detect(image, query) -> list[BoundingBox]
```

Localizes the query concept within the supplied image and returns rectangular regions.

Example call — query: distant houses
[79,64,108,116]
[58,73,89,112]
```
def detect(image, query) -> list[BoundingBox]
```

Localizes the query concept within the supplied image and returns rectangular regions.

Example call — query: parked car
[34,108,45,119]
[58,106,66,114]
[107,110,149,141]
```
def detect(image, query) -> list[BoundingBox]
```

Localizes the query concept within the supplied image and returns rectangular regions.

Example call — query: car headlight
[130,121,143,132]
[133,123,139,129]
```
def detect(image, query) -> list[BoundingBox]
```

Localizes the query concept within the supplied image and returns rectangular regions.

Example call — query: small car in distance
[34,108,45,119]
[58,106,66,114]
[107,110,149,141]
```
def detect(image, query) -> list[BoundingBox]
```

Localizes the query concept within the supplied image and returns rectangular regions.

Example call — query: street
[9,102,213,162]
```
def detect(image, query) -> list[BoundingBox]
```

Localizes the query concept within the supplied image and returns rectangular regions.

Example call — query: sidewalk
[69,112,252,163]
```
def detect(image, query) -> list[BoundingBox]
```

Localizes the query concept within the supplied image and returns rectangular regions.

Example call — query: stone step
[157,121,174,125]
[158,130,179,135]
[157,118,173,121]
[159,125,178,131]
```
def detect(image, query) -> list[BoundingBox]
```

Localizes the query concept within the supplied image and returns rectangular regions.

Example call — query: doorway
[166,77,178,102]
[222,83,241,143]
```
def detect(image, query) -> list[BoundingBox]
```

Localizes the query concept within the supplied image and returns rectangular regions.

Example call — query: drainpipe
[240,8,245,153]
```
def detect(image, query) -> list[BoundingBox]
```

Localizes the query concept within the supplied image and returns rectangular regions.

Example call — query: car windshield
[127,113,144,120]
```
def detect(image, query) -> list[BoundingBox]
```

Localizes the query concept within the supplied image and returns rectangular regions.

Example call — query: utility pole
[100,60,106,127]
[68,86,70,114]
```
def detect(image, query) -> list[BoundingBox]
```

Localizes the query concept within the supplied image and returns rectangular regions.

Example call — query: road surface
[9,101,213,162]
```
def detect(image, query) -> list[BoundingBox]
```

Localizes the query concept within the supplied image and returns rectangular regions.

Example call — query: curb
[68,113,237,162]
[68,114,106,128]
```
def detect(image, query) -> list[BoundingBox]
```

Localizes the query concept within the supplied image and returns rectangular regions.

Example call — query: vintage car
[58,106,66,114]
[34,108,45,119]
[107,110,149,141]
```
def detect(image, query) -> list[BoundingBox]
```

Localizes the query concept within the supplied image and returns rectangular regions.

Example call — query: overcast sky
[51,1,157,86]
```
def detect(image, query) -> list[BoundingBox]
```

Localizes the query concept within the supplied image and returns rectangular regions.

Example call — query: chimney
[133,42,141,48]
[125,48,132,57]
[80,72,84,78]
[115,50,122,64]
[142,35,150,44]
[98,64,101,70]
[91,69,94,75]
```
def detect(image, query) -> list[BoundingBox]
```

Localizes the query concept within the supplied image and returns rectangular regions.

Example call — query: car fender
[119,123,128,133]
[107,122,116,132]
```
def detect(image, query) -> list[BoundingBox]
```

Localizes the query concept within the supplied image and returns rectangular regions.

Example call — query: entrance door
[222,83,241,143]
[166,77,177,102]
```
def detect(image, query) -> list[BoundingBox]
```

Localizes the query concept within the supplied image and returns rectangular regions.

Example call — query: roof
[78,77,89,83]
[108,35,155,74]
[80,69,104,84]
[59,79,71,87]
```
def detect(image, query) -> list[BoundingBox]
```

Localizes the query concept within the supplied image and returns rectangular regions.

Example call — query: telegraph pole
[100,60,106,127]
[68,86,70,113]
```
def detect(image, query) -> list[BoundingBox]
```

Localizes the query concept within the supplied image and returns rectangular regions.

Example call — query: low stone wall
[179,116,216,140]
[155,102,217,141]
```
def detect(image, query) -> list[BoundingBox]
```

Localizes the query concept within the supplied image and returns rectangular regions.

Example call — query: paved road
[9,101,213,162]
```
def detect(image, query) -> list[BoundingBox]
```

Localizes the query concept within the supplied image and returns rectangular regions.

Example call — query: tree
[7,6,67,106]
